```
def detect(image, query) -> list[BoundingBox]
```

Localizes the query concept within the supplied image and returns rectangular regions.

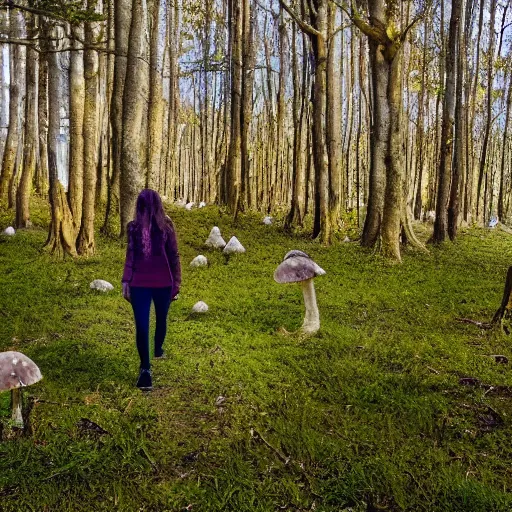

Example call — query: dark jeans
[130,287,172,370]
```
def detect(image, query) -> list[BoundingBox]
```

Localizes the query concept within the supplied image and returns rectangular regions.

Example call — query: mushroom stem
[11,388,24,428]
[300,278,320,334]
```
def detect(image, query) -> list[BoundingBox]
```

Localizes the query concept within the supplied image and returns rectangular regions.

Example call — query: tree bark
[77,3,100,256]
[103,0,130,233]
[44,22,77,258]
[16,13,37,228]
[146,0,165,191]
[68,24,85,231]
[0,9,25,206]
[432,0,462,243]
[120,0,149,235]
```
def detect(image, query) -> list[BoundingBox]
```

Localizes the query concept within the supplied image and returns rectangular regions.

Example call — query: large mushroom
[274,250,326,334]
[0,351,42,428]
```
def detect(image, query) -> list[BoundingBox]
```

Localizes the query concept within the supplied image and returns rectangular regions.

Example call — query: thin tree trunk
[0,9,25,205]
[77,3,100,256]
[476,0,496,221]
[16,13,37,228]
[433,0,462,243]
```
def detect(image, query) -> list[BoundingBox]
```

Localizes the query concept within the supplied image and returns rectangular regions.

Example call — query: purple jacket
[122,221,181,295]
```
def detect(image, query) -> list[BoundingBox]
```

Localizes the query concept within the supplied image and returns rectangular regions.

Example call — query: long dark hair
[129,189,172,258]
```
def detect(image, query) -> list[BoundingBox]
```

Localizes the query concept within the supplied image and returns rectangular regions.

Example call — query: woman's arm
[165,227,181,297]
[122,223,135,284]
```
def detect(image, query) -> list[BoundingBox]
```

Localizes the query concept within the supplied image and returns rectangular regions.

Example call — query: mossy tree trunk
[77,4,100,256]
[44,23,78,259]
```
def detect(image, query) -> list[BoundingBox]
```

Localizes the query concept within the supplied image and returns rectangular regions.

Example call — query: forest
[1,0,512,510]
[0,0,510,259]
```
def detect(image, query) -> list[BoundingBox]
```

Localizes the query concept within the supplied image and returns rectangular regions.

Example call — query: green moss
[1,204,512,511]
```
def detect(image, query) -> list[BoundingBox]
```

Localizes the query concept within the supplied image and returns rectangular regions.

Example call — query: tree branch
[279,0,320,37]
[329,0,386,43]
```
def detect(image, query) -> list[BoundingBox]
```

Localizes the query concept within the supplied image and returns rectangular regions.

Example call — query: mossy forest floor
[1,202,512,511]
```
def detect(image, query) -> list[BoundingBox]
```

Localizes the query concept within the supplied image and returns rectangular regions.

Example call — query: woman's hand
[122,282,131,302]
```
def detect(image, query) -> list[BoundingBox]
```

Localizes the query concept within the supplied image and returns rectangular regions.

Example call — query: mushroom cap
[3,226,15,236]
[0,351,42,391]
[274,254,326,284]
[190,255,208,267]
[205,227,226,248]
[284,249,310,260]
[223,236,246,254]
[90,279,114,292]
[192,301,209,313]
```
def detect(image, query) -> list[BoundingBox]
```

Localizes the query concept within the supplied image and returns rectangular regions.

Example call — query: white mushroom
[192,301,209,313]
[90,279,114,292]
[223,236,245,254]
[190,255,208,267]
[0,351,42,428]
[199,201,206,208]
[274,251,326,334]
[205,226,226,249]
[263,216,272,225]
[185,202,195,210]
[2,226,15,236]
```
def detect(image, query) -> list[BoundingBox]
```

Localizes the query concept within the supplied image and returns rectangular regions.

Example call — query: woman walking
[122,189,181,390]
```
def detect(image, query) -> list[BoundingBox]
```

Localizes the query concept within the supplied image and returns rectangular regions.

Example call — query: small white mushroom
[190,255,208,267]
[263,216,272,225]
[192,301,209,313]
[274,251,325,334]
[199,201,206,208]
[0,351,42,429]
[90,279,114,292]
[223,236,245,254]
[205,227,226,249]
[3,226,15,236]
[185,202,195,210]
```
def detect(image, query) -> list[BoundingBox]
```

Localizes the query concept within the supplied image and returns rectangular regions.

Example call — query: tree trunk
[77,4,100,256]
[433,0,462,243]
[36,35,49,196]
[226,0,242,214]
[68,25,85,231]
[326,1,342,233]
[448,0,465,240]
[475,0,496,221]
[146,0,165,191]
[16,13,37,228]
[0,9,25,206]
[120,0,149,235]
[240,0,255,209]
[498,67,512,221]
[103,0,130,233]
[44,23,77,258]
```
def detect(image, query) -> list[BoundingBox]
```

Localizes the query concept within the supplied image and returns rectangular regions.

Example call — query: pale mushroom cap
[3,226,15,236]
[274,255,326,284]
[284,249,310,260]
[190,255,208,267]
[90,279,114,292]
[205,227,226,248]
[223,236,245,254]
[0,351,42,391]
[192,301,209,313]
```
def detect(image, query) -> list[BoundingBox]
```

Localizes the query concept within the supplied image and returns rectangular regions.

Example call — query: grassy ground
[1,202,512,511]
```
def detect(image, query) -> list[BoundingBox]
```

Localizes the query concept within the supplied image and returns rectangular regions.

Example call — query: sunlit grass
[1,204,512,511]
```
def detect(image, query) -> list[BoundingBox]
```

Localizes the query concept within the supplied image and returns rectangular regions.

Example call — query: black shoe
[136,369,153,391]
